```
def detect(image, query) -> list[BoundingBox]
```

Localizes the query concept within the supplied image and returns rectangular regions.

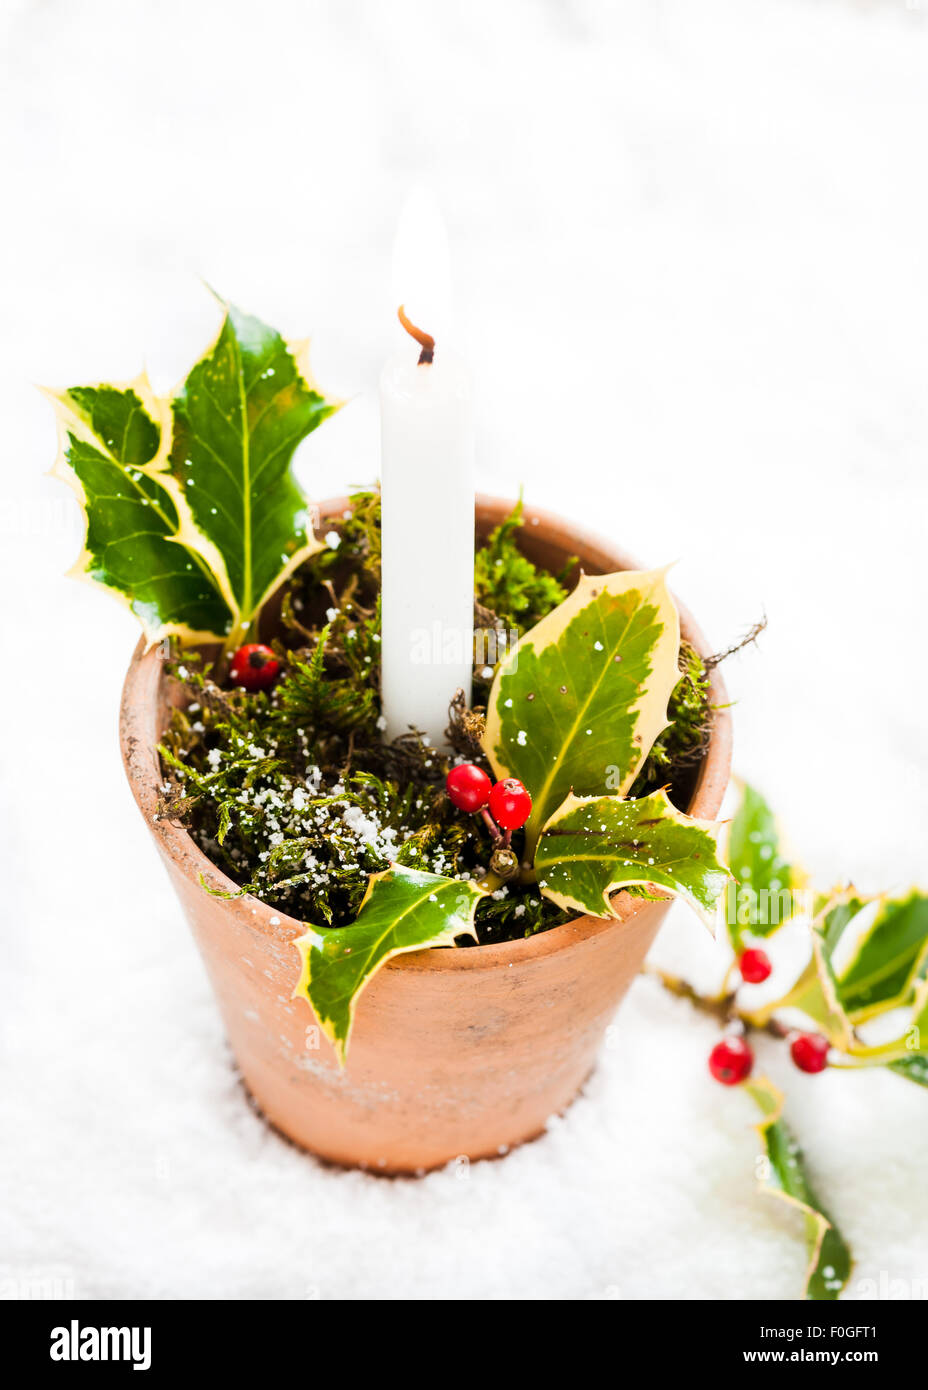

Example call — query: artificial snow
[2,0,927,1302]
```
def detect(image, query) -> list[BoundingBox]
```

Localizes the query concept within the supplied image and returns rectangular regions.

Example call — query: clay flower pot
[120,497,731,1174]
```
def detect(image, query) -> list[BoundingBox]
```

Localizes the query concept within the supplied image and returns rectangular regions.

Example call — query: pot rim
[120,495,732,974]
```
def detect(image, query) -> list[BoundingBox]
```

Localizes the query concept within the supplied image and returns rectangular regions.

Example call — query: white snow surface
[1,0,927,1300]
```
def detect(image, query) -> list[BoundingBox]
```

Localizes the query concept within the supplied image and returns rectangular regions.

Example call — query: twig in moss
[705,616,768,670]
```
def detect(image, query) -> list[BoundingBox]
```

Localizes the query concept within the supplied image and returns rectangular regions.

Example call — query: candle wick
[397,305,435,365]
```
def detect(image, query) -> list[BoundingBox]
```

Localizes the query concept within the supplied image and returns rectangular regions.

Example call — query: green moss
[159,494,716,944]
[474,495,576,633]
[629,639,714,800]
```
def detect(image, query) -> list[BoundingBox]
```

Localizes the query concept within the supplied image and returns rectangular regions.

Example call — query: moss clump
[473,495,576,633]
[159,493,718,944]
[630,639,713,799]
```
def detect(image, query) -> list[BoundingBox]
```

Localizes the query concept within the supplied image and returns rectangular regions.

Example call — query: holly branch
[650,781,928,1299]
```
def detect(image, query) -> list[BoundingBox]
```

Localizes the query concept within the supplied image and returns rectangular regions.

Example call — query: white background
[2,0,927,1300]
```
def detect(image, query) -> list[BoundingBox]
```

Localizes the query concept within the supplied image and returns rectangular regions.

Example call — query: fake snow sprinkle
[516,731,527,746]
[325,607,338,622]
[324,531,341,549]
[376,715,388,732]
[594,641,604,651]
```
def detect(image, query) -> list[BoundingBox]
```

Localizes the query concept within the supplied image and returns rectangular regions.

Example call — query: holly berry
[708,1036,753,1086]
[488,778,533,831]
[229,643,281,692]
[790,1032,829,1074]
[446,763,492,813]
[739,948,772,984]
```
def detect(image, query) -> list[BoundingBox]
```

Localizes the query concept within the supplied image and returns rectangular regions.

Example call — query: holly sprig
[48,297,339,650]
[657,781,928,1299]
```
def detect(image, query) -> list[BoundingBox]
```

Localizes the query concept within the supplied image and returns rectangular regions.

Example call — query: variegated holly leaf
[835,978,928,1067]
[483,568,680,854]
[170,301,340,646]
[746,1077,852,1301]
[829,889,928,1022]
[754,889,928,1062]
[292,865,484,1064]
[49,299,340,647]
[533,789,729,925]
[804,888,928,1033]
[724,782,807,950]
[47,379,234,643]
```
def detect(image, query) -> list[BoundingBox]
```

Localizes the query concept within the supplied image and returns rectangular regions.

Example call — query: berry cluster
[708,1030,830,1086]
[446,764,532,852]
[704,944,831,1083]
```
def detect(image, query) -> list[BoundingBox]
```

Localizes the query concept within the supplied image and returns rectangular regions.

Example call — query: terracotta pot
[120,498,731,1174]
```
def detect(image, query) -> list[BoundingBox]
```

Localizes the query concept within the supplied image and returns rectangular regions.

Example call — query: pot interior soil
[156,493,719,946]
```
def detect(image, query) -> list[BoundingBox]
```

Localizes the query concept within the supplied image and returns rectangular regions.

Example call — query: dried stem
[705,617,768,671]
[645,967,792,1040]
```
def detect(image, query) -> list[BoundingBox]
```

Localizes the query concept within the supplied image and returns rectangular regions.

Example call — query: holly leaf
[47,379,234,643]
[169,300,340,644]
[754,890,928,1067]
[835,978,928,1066]
[830,888,928,1022]
[788,888,928,1042]
[725,782,806,950]
[533,789,729,926]
[483,568,680,854]
[888,1054,928,1087]
[48,299,341,646]
[292,865,484,1065]
[746,1077,852,1301]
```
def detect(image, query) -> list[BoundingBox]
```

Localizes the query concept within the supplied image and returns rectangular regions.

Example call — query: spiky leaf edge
[46,373,237,647]
[534,788,731,930]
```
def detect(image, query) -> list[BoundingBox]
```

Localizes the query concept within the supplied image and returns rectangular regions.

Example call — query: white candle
[379,244,475,745]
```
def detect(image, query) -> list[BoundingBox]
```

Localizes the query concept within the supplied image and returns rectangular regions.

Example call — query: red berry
[229,643,281,692]
[708,1036,753,1086]
[446,763,492,813]
[739,948,773,984]
[488,778,533,831]
[790,1033,829,1074]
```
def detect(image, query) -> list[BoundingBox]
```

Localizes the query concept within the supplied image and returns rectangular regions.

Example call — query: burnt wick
[397,305,435,365]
